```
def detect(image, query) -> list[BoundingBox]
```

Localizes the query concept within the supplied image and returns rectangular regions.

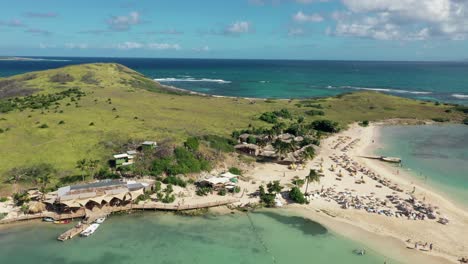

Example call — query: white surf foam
[452,94,468,99]
[332,86,432,95]
[154,77,231,84]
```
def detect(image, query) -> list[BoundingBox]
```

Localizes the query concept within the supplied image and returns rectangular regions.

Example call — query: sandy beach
[238,123,468,264]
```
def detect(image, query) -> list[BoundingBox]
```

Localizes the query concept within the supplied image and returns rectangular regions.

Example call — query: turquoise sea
[376,125,468,207]
[1,57,468,104]
[0,211,396,264]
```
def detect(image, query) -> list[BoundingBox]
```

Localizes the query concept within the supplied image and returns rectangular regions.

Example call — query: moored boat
[80,223,100,237]
[54,219,71,224]
[42,217,55,222]
[95,217,106,224]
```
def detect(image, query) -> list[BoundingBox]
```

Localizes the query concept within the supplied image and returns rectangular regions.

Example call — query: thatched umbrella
[28,201,46,214]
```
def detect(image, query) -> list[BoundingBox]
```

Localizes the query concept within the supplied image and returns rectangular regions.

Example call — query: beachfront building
[198,172,238,191]
[44,179,150,211]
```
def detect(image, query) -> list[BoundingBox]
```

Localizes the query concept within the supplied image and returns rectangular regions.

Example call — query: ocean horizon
[1,57,468,105]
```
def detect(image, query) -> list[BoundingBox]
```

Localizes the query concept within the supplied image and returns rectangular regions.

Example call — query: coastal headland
[0,63,467,264]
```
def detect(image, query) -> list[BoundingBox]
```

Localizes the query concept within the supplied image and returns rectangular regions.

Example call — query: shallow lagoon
[0,210,396,264]
[376,125,468,207]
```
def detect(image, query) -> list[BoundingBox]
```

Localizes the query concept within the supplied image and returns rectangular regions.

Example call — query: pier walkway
[56,198,239,241]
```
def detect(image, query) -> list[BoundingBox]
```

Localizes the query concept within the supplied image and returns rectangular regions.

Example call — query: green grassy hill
[0,63,464,192]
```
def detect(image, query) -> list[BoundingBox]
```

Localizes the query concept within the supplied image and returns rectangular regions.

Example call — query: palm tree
[87,159,100,179]
[300,146,316,162]
[304,169,320,194]
[273,140,290,159]
[37,173,53,193]
[76,159,88,182]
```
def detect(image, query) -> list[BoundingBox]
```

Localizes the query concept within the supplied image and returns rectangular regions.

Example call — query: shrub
[196,186,212,196]
[259,112,278,123]
[228,167,242,175]
[359,120,369,127]
[217,188,227,196]
[201,135,235,152]
[233,186,241,193]
[454,106,468,114]
[184,137,200,151]
[38,123,48,129]
[163,176,187,187]
[259,185,276,207]
[162,194,175,203]
[246,135,257,144]
[292,178,305,187]
[432,117,449,122]
[0,197,8,203]
[267,180,283,194]
[305,110,325,116]
[310,120,340,133]
[289,187,307,204]
[89,122,95,126]
[49,73,74,83]
[58,120,65,125]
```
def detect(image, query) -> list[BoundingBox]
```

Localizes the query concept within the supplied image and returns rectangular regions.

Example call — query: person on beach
[430,243,433,251]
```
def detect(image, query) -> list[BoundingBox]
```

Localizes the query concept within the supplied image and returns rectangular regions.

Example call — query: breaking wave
[329,85,432,95]
[452,94,468,99]
[154,77,231,84]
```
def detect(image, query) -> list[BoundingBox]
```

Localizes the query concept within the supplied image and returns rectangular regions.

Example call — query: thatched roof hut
[27,201,46,214]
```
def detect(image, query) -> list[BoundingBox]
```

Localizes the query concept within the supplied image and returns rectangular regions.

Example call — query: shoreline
[286,123,467,264]
[371,124,468,211]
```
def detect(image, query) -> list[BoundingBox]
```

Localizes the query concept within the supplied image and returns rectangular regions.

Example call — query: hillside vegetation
[0,63,464,193]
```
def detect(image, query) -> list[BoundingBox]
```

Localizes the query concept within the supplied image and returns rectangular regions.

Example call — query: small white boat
[42,217,55,222]
[95,217,106,224]
[80,223,100,237]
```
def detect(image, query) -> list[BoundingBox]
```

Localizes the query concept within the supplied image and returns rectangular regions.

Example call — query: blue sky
[1,0,468,60]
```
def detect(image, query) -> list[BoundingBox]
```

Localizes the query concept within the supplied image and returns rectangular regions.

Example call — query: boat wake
[154,77,231,84]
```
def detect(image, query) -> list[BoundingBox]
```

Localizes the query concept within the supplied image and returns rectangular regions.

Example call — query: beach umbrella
[28,201,46,214]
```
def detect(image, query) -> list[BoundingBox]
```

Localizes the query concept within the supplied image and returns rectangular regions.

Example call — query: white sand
[239,123,468,264]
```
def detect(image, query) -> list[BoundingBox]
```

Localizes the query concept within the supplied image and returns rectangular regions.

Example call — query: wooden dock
[361,155,401,163]
[55,199,239,241]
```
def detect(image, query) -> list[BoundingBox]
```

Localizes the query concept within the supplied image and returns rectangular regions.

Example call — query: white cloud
[333,0,468,40]
[116,42,143,50]
[65,43,88,49]
[115,42,181,50]
[225,21,252,34]
[147,43,181,50]
[107,11,141,31]
[293,11,323,23]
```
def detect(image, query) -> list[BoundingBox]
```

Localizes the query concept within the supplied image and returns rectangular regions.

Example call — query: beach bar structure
[198,172,239,190]
[45,179,150,210]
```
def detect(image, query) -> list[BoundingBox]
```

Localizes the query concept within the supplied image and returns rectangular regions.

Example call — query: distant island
[0,56,69,62]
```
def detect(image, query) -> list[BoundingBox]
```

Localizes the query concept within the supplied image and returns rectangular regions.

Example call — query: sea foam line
[154,77,231,84]
[452,94,468,99]
[330,85,432,95]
